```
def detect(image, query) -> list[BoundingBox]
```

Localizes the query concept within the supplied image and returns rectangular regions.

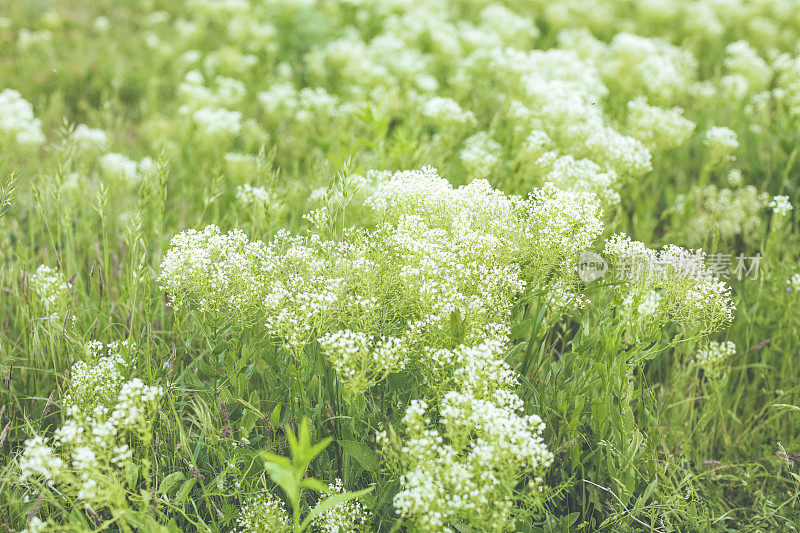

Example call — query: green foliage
[261,418,373,532]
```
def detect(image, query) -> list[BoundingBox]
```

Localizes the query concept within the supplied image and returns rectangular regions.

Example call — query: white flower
[422,97,475,126]
[236,492,291,532]
[460,132,501,176]
[71,446,97,471]
[318,330,407,394]
[192,107,242,139]
[30,265,70,311]
[19,436,64,485]
[704,126,739,162]
[769,195,793,216]
[0,89,45,146]
[100,153,140,183]
[605,234,736,330]
[696,341,736,368]
[236,184,272,208]
[72,124,108,151]
[21,517,46,533]
[391,384,552,531]
[623,289,661,319]
[312,478,371,532]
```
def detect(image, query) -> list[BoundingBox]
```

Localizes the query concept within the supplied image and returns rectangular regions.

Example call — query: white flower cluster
[257,84,341,134]
[544,155,620,205]
[317,330,407,396]
[390,387,552,531]
[192,106,242,140]
[459,132,501,177]
[178,70,247,112]
[422,97,475,127]
[787,273,800,292]
[311,478,372,533]
[159,225,275,325]
[160,168,590,526]
[704,127,739,165]
[723,40,772,95]
[625,97,695,151]
[149,1,737,207]
[18,340,162,502]
[604,234,736,333]
[71,124,108,151]
[20,517,48,533]
[420,335,516,397]
[601,33,697,105]
[769,195,793,217]
[30,264,70,312]
[19,436,64,486]
[29,0,776,219]
[458,46,652,200]
[695,341,736,369]
[374,331,552,531]
[99,152,143,184]
[62,340,131,413]
[622,289,662,325]
[0,88,45,147]
[160,167,603,357]
[675,184,769,245]
[235,184,272,209]
[235,492,291,533]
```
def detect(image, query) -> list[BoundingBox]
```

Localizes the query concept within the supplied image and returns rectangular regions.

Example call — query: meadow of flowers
[1,0,799,531]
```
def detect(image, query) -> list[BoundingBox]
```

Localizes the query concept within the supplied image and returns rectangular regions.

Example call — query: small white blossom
[769,195,793,216]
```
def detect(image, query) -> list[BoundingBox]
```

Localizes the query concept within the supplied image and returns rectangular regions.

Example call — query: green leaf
[298,418,312,448]
[286,422,301,463]
[270,404,281,427]
[300,477,330,493]
[175,478,196,504]
[299,486,374,531]
[125,462,140,488]
[234,397,263,418]
[242,409,256,431]
[224,350,236,376]
[237,373,249,396]
[158,471,185,495]
[219,386,234,406]
[249,390,261,411]
[642,477,657,502]
[306,436,333,463]
[260,451,292,469]
[338,439,380,473]
[263,460,298,506]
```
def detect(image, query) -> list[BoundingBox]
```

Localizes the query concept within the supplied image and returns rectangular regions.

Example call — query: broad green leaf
[270,404,281,427]
[175,478,196,504]
[338,439,380,473]
[263,460,298,504]
[158,471,185,494]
